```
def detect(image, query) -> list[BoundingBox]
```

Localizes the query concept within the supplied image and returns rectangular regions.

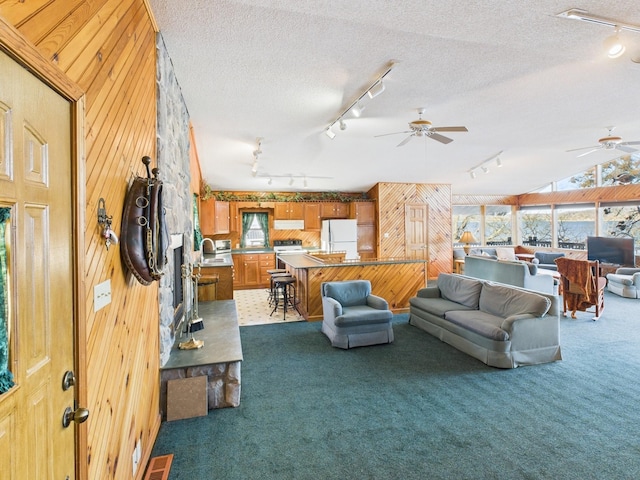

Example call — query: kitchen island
[278,253,427,321]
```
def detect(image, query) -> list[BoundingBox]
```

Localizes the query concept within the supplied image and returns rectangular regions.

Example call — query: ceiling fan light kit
[375,108,468,147]
[324,61,395,139]
[557,9,640,60]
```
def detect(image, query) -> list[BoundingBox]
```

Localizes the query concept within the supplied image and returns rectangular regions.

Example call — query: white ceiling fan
[567,127,640,157]
[375,108,468,147]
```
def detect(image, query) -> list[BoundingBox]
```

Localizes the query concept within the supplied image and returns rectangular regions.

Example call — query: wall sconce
[98,197,118,249]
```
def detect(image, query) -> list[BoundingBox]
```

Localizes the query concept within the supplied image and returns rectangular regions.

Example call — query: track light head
[289,177,294,186]
[496,157,502,167]
[481,166,489,174]
[325,127,336,139]
[367,80,385,99]
[351,101,365,118]
[339,120,347,131]
[470,171,477,179]
[268,177,272,185]
[604,28,626,58]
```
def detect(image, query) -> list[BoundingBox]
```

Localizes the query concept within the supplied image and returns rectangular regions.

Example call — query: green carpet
[152,291,640,479]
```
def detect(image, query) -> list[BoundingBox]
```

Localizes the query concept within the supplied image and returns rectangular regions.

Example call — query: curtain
[0,207,14,394]
[193,194,203,250]
[256,213,269,247]
[240,213,255,248]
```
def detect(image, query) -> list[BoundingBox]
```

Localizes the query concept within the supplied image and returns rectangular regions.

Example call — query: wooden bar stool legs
[270,276,297,320]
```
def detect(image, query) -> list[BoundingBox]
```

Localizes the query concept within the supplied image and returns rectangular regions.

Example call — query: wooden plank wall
[1,2,161,479]
[369,182,452,279]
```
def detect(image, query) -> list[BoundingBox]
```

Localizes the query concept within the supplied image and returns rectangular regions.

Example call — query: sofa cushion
[437,273,483,309]
[410,296,475,317]
[335,306,393,326]
[496,247,516,261]
[479,282,551,318]
[444,309,509,341]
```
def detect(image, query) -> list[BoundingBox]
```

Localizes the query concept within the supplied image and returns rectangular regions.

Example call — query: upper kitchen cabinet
[274,202,304,220]
[320,202,349,219]
[303,203,321,230]
[200,199,230,235]
[350,201,376,225]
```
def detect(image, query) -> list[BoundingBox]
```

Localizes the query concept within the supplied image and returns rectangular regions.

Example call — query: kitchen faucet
[199,238,215,263]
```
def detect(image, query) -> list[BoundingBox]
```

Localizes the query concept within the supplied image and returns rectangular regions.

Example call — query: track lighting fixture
[467,151,504,180]
[324,61,395,138]
[367,80,385,99]
[325,127,336,139]
[255,173,333,187]
[603,27,625,58]
[557,9,640,60]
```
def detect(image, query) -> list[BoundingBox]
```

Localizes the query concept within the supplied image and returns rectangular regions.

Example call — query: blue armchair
[534,251,565,271]
[321,280,394,349]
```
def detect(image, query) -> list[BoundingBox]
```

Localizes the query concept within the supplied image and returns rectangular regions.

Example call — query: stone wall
[156,33,193,366]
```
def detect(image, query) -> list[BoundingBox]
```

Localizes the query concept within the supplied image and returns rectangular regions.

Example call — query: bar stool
[270,275,297,320]
[267,269,289,306]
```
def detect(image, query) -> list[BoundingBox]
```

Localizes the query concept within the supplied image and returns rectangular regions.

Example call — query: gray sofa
[606,267,640,298]
[533,251,565,271]
[464,254,557,295]
[409,273,562,368]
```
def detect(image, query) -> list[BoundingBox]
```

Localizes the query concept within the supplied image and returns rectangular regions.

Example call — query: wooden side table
[454,259,465,274]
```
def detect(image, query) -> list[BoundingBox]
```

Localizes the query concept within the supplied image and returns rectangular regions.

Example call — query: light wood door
[405,204,428,261]
[0,50,77,479]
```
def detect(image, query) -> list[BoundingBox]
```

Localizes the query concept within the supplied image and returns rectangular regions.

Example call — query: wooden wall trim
[0,15,83,100]
[518,184,640,206]
[453,194,518,205]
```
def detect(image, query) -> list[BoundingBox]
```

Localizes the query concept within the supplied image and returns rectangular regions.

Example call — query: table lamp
[459,231,477,255]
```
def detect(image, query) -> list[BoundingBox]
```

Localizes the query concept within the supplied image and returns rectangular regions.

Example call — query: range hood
[273,219,305,230]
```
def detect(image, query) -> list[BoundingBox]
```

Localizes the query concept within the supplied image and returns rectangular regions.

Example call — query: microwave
[214,239,232,253]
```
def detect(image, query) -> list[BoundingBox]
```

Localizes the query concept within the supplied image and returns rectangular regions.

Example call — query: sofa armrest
[501,314,560,350]
[367,294,389,310]
[415,286,441,298]
[322,296,343,320]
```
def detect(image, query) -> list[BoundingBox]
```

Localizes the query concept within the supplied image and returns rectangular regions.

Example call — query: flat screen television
[587,236,635,266]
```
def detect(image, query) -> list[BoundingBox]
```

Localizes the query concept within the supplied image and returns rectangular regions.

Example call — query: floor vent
[144,454,173,480]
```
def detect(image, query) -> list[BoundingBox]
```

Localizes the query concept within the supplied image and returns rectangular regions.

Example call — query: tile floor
[234,288,305,326]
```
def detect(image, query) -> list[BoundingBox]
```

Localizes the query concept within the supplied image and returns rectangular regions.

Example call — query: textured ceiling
[148,0,640,195]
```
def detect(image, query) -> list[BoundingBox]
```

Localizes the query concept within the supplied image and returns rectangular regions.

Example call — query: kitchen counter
[196,253,233,300]
[278,253,427,321]
[196,252,233,267]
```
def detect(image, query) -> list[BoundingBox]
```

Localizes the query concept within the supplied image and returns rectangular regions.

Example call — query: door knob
[62,406,90,428]
[62,370,76,391]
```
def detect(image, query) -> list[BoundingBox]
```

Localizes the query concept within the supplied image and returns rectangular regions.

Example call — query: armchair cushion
[323,280,370,307]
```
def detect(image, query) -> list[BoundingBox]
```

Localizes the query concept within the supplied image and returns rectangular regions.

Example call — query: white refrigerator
[321,219,359,260]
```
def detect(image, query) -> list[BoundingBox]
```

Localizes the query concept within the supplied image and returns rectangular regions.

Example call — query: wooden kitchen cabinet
[200,199,230,235]
[320,202,348,218]
[350,201,375,225]
[229,201,240,233]
[233,252,275,289]
[303,203,321,230]
[274,202,304,220]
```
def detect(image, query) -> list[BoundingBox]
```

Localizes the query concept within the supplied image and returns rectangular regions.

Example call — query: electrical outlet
[132,440,141,476]
[94,279,111,312]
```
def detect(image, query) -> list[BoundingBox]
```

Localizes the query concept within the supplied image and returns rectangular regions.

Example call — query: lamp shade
[459,231,477,244]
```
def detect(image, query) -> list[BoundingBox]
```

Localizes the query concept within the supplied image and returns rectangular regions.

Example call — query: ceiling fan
[567,127,640,158]
[375,108,468,147]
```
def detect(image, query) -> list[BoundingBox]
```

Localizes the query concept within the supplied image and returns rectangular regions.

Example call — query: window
[601,203,640,254]
[518,206,552,247]
[485,206,512,245]
[452,206,480,246]
[241,213,269,248]
[556,205,594,249]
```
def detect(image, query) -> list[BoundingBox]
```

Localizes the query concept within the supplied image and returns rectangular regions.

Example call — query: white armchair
[606,268,640,299]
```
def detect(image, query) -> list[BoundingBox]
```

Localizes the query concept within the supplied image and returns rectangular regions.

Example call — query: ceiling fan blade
[374,130,411,138]
[432,126,468,132]
[566,145,598,152]
[428,132,453,144]
[397,135,414,147]
[576,148,600,158]
[615,145,638,153]
[619,140,640,146]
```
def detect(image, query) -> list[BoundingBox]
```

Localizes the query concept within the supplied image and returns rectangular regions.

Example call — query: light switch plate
[94,279,111,312]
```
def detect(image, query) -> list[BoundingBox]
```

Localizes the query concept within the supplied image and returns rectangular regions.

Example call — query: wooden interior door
[0,50,77,479]
[405,204,428,261]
